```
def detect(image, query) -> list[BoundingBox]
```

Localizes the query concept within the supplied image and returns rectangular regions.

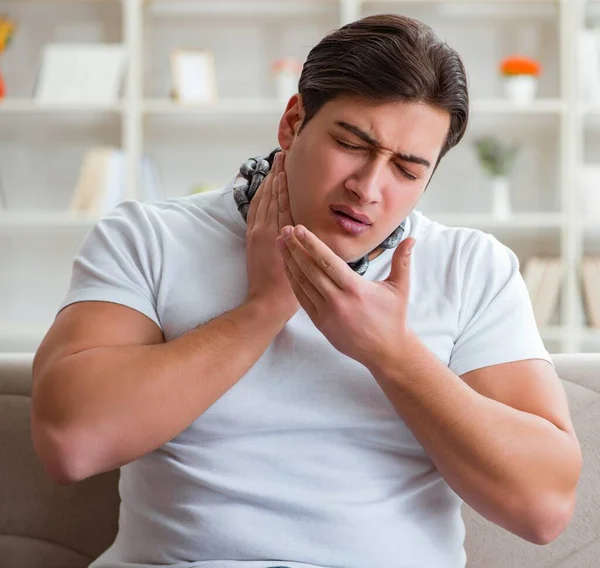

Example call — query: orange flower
[500,56,541,77]
[271,58,303,75]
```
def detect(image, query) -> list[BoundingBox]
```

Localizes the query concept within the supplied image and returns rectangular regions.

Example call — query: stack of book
[522,256,565,327]
[582,256,600,329]
[70,147,163,217]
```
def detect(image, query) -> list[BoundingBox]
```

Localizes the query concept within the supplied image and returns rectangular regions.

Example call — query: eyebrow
[335,121,432,169]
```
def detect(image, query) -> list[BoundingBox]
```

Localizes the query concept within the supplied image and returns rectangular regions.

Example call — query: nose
[344,156,386,204]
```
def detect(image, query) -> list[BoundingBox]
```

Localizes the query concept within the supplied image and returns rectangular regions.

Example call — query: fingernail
[283,226,293,238]
[406,240,416,254]
[295,226,306,239]
[276,236,286,250]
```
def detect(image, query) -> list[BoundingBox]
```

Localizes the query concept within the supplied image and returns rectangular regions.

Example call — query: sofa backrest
[0,354,119,568]
[463,354,600,567]
[1,353,599,568]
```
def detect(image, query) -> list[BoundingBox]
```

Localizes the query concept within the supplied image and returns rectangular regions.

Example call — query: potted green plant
[474,136,520,220]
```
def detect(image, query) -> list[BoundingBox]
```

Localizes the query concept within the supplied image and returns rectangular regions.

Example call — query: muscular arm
[33,151,296,484]
[32,299,284,484]
[370,334,582,545]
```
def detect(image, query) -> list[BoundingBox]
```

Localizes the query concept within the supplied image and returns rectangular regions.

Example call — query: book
[533,258,564,327]
[69,148,163,217]
[523,256,547,305]
[578,30,600,103]
[582,256,600,329]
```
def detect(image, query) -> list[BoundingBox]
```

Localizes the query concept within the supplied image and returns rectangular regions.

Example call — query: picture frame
[35,43,127,105]
[170,48,217,104]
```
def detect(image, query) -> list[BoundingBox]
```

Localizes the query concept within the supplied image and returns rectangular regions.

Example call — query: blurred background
[0,0,598,354]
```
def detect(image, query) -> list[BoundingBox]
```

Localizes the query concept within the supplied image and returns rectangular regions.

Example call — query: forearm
[33,300,283,481]
[369,335,581,543]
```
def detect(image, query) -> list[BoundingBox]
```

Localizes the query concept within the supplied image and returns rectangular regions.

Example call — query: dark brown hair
[298,14,469,162]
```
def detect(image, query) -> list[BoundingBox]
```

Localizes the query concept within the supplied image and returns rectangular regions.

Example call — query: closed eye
[336,138,418,182]
[336,139,364,152]
[395,164,418,181]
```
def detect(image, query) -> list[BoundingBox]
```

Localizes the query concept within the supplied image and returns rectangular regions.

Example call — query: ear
[277,94,306,151]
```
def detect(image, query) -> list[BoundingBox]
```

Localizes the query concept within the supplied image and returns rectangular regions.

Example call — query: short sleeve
[448,232,552,377]
[59,200,162,329]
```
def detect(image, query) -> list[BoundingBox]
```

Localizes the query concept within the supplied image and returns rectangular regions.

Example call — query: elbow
[31,415,92,485]
[519,490,578,545]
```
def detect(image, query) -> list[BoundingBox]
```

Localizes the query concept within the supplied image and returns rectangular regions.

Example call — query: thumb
[386,237,416,289]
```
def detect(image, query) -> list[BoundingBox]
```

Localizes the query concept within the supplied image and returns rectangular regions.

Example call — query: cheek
[316,145,356,188]
[289,147,349,208]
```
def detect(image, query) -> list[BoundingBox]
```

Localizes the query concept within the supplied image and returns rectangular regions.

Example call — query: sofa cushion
[1,353,598,568]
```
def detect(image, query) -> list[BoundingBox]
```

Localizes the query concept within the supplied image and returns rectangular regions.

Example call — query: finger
[277,232,324,310]
[266,171,281,228]
[386,237,415,295]
[254,175,272,225]
[283,263,318,320]
[263,153,283,224]
[280,226,340,301]
[292,225,359,292]
[246,186,259,227]
[278,171,294,231]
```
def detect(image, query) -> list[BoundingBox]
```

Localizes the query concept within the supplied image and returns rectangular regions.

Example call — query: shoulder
[408,210,514,269]
[98,184,242,240]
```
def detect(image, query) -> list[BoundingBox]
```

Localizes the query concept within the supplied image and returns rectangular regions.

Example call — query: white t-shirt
[60,176,551,568]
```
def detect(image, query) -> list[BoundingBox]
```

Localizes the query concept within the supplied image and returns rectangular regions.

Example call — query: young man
[32,14,581,568]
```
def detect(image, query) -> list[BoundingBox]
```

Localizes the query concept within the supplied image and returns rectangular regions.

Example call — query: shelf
[362,0,559,3]
[143,98,286,118]
[427,213,564,230]
[0,98,124,114]
[540,326,566,342]
[361,0,559,19]
[142,98,566,121]
[147,0,338,17]
[0,97,565,118]
[580,327,600,342]
[472,99,564,115]
[0,212,97,229]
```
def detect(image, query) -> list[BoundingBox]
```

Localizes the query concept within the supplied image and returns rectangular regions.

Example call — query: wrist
[244,295,293,328]
[367,330,424,380]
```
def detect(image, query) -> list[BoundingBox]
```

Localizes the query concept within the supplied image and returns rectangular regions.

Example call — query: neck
[368,248,385,261]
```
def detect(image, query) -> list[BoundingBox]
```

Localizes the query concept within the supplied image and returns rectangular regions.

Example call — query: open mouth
[330,207,372,226]
[334,209,365,224]
[330,207,373,235]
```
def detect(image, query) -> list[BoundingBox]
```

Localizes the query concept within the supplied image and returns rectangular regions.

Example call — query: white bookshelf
[0,212,97,229]
[0,98,124,114]
[0,0,597,354]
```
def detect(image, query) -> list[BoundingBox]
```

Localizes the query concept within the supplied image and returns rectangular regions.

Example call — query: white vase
[504,75,538,104]
[274,70,299,103]
[491,177,512,220]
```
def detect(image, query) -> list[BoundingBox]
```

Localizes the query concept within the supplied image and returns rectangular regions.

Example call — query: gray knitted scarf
[233,148,405,276]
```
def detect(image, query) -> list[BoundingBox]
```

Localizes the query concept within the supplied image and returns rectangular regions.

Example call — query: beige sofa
[1,353,599,568]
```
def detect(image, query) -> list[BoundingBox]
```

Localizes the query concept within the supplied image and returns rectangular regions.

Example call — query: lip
[329,205,372,225]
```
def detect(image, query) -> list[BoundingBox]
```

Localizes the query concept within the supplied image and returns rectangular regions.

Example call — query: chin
[299,220,379,262]
[320,235,374,264]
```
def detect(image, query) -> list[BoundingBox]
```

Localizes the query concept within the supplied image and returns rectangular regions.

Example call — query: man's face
[277,95,451,262]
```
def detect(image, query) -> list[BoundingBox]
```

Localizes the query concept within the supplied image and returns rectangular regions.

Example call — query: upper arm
[33,301,164,383]
[448,232,551,377]
[461,359,576,437]
[34,200,165,381]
